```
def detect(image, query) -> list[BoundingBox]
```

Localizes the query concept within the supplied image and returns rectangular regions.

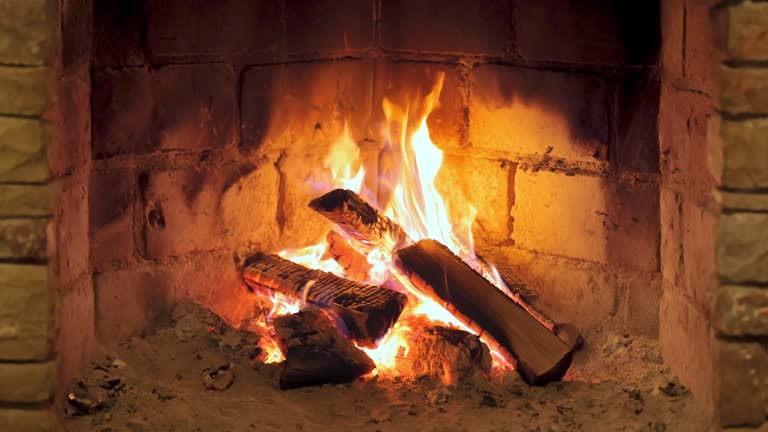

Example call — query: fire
[258,72,515,376]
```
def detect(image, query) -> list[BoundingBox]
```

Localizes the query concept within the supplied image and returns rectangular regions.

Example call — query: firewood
[394,239,575,386]
[326,230,371,282]
[273,307,375,389]
[243,252,407,347]
[309,189,558,332]
[308,189,410,251]
[398,318,492,384]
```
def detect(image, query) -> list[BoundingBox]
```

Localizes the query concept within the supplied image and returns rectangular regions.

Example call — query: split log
[273,307,375,389]
[394,239,575,386]
[308,189,410,251]
[398,317,492,384]
[309,189,558,334]
[326,230,371,282]
[243,252,407,347]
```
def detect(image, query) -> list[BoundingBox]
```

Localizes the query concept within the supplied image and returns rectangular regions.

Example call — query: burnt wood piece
[399,319,492,384]
[243,252,407,347]
[326,230,371,282]
[394,239,575,386]
[273,307,375,389]
[309,189,410,251]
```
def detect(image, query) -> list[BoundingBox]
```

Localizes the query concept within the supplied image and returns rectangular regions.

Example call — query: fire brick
[371,60,466,151]
[512,171,660,271]
[241,61,374,153]
[89,167,135,271]
[380,0,512,55]
[614,73,661,174]
[435,155,512,247]
[469,64,609,163]
[141,164,278,260]
[285,0,373,54]
[147,0,282,56]
[658,86,719,199]
[49,69,90,178]
[516,1,659,65]
[92,0,145,68]
[92,64,236,158]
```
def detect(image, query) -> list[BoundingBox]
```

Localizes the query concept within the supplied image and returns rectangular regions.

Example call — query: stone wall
[0,1,56,431]
[88,0,665,340]
[714,1,768,429]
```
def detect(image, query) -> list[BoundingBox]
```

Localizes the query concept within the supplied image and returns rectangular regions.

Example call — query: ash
[64,302,705,432]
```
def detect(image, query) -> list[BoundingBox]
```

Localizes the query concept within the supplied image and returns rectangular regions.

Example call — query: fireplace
[2,0,766,430]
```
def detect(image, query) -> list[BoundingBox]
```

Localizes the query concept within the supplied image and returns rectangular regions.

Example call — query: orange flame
[273,72,516,376]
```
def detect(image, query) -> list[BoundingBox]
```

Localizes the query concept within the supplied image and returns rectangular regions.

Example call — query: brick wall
[0,1,56,431]
[657,0,721,421]
[714,1,768,429]
[85,0,666,340]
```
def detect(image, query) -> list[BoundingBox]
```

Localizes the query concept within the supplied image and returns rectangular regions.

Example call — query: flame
[270,72,516,376]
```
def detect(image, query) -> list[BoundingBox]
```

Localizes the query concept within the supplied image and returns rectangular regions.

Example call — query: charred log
[310,189,558,332]
[326,230,371,282]
[394,239,575,386]
[273,307,375,389]
[309,189,409,251]
[243,252,407,347]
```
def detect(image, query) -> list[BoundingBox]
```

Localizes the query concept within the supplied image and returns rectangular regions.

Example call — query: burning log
[398,319,492,384]
[308,189,410,251]
[394,239,575,386]
[242,252,407,347]
[310,188,559,336]
[273,307,375,389]
[326,230,371,282]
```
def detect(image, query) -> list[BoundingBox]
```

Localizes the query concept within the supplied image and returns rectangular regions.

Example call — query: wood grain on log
[274,307,375,389]
[309,189,409,251]
[395,239,575,386]
[326,230,371,282]
[309,189,558,333]
[243,252,407,347]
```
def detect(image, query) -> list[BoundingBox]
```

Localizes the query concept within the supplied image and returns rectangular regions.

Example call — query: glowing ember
[262,72,516,375]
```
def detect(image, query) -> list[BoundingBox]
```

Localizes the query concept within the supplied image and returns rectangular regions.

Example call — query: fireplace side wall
[657,0,721,421]
[87,0,665,342]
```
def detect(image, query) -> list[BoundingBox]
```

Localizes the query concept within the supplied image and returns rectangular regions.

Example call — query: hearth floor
[63,310,705,432]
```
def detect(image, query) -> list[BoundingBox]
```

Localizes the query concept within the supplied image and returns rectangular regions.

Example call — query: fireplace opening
[29,0,734,430]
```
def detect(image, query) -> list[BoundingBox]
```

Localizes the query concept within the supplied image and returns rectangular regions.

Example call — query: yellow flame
[276,72,516,375]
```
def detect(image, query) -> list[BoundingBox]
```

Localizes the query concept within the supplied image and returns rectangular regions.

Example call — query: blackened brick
[147,0,282,56]
[381,0,512,55]
[286,0,373,54]
[92,64,236,158]
[614,72,661,173]
[470,64,609,162]
[517,1,660,65]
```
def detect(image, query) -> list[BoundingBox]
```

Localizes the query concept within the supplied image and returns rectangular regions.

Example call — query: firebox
[3,0,766,431]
